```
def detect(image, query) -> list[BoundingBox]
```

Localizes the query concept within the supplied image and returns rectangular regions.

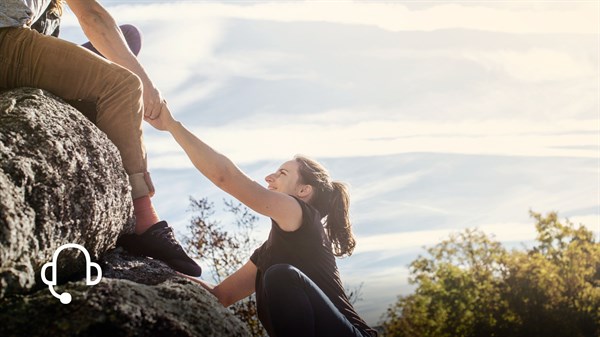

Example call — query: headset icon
[41,243,102,304]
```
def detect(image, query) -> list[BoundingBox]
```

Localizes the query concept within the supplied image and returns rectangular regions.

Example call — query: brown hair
[294,155,356,257]
[48,0,64,16]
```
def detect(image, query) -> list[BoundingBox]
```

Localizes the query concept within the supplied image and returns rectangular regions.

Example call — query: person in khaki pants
[0,0,201,276]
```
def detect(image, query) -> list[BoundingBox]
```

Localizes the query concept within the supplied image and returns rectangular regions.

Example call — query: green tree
[502,212,600,337]
[381,211,599,337]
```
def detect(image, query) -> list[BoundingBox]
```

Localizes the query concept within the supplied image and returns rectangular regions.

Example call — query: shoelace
[149,226,184,252]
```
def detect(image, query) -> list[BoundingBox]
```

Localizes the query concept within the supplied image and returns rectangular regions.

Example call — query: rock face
[0,249,250,337]
[0,88,250,336]
[0,88,135,298]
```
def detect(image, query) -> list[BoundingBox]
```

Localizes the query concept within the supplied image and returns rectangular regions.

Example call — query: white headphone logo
[41,243,102,304]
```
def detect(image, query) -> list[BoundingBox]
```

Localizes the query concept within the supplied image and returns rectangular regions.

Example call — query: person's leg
[80,25,155,234]
[262,264,366,337]
[70,24,142,126]
[75,25,155,235]
[81,24,142,57]
[0,27,152,200]
[0,27,201,276]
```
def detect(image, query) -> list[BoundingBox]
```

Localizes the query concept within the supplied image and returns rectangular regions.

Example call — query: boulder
[0,88,135,298]
[0,88,251,336]
[0,249,250,337]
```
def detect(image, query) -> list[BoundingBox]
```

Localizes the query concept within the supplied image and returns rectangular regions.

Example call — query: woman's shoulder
[288,196,323,229]
[289,195,320,218]
[268,196,324,244]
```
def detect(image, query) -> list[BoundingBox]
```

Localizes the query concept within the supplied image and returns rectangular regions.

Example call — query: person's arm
[180,260,258,307]
[65,0,163,119]
[179,273,217,293]
[145,105,303,232]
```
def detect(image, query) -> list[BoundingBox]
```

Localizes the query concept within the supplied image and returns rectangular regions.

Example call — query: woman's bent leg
[262,264,365,337]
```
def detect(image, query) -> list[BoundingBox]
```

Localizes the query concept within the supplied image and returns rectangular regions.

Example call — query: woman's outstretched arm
[145,104,302,231]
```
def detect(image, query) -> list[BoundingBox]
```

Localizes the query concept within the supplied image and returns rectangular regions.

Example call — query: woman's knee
[263,264,301,288]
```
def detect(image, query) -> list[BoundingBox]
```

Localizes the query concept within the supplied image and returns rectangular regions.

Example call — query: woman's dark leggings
[262,264,367,337]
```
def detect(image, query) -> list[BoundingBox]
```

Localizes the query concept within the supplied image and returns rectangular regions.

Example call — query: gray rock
[0,88,135,298]
[0,249,250,337]
[0,88,250,336]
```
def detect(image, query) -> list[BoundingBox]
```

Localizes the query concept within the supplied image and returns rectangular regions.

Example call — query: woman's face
[265,160,303,196]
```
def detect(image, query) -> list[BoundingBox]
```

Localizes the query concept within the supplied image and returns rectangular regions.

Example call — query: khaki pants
[0,27,154,199]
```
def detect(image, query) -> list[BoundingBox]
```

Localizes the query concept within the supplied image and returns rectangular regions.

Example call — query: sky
[60,1,598,325]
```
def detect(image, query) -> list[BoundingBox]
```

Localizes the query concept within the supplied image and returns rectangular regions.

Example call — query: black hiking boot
[117,221,202,277]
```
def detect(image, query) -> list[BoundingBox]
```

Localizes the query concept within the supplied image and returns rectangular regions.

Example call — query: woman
[0,0,201,276]
[146,106,377,337]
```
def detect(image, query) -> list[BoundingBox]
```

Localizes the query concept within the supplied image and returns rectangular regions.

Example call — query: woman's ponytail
[295,155,357,257]
[325,181,356,257]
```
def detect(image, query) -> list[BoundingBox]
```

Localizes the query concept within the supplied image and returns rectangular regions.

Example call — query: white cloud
[353,225,510,254]
[463,48,596,82]
[355,216,598,256]
[478,222,538,243]
[341,264,412,323]
[136,17,225,91]
[63,2,598,35]
[209,50,312,81]
[567,215,600,243]
[352,172,428,203]
[570,214,600,229]
[354,228,472,254]
[407,3,596,34]
[359,47,596,83]
[166,81,225,113]
[144,116,598,168]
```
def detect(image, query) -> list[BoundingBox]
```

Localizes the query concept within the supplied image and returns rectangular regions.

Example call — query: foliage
[347,282,365,307]
[184,197,266,337]
[381,211,600,337]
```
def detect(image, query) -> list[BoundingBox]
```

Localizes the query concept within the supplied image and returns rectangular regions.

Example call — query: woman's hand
[177,272,215,290]
[144,100,177,131]
[178,261,257,307]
